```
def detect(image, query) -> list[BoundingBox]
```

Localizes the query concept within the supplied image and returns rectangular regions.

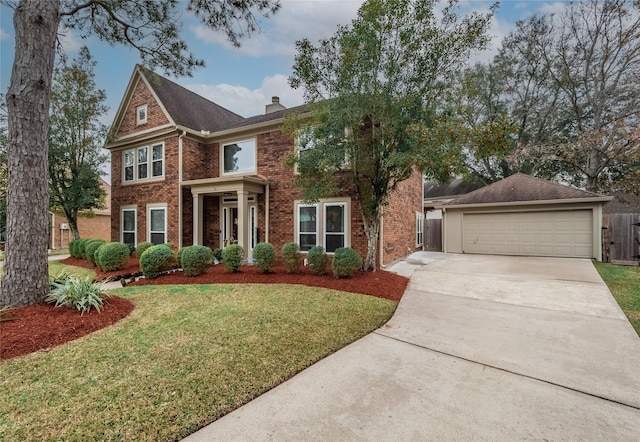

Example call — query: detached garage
[439,174,612,260]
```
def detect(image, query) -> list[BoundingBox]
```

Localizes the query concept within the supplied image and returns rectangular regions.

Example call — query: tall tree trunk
[362,216,380,272]
[2,0,60,308]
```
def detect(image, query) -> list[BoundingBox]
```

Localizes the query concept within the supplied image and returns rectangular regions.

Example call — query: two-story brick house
[106,65,423,266]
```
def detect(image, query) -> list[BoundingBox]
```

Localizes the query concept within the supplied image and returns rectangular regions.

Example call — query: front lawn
[0,284,397,441]
[594,261,640,335]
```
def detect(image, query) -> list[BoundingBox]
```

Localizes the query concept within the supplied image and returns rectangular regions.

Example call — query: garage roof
[444,173,604,206]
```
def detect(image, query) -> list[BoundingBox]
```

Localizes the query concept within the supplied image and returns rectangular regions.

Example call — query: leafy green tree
[49,47,108,241]
[2,0,280,308]
[287,0,494,271]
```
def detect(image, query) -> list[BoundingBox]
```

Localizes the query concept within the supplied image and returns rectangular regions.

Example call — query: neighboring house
[437,173,612,260]
[50,178,112,249]
[105,66,423,266]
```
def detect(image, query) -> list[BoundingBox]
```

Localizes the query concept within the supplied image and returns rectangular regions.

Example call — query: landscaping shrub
[77,239,90,260]
[140,244,176,279]
[212,248,223,264]
[97,242,131,272]
[46,276,109,313]
[68,239,80,258]
[94,242,107,268]
[332,247,362,278]
[307,246,328,276]
[252,242,276,273]
[222,244,244,273]
[282,242,301,274]
[85,240,106,266]
[135,241,153,258]
[181,245,213,277]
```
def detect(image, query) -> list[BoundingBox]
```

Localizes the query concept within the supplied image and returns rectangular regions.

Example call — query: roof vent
[265,96,286,114]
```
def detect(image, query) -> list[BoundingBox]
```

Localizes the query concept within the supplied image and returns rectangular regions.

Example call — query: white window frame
[121,206,137,246]
[323,202,347,253]
[147,203,167,245]
[137,146,148,180]
[136,104,148,125]
[294,198,350,254]
[221,138,257,176]
[416,212,424,247]
[295,129,315,175]
[122,142,164,183]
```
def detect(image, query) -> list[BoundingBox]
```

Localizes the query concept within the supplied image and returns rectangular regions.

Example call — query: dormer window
[136,105,148,125]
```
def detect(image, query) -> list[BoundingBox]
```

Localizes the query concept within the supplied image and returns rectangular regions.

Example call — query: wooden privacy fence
[424,218,442,252]
[602,213,640,265]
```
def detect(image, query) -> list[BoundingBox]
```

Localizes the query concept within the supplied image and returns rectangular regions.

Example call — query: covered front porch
[183,176,268,258]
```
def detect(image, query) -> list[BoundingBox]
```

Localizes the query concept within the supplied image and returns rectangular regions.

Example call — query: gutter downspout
[178,130,186,249]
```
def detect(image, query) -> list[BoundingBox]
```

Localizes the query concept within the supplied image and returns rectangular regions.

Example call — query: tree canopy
[287,0,495,270]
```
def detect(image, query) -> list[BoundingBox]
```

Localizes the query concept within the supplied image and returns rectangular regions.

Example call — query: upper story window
[295,129,316,175]
[123,142,164,183]
[136,105,148,125]
[222,139,256,175]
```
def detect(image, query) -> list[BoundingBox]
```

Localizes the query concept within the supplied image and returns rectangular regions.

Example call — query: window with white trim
[123,142,164,182]
[295,129,315,174]
[222,139,256,175]
[121,208,137,246]
[416,212,424,247]
[136,105,147,125]
[148,205,167,245]
[295,198,350,253]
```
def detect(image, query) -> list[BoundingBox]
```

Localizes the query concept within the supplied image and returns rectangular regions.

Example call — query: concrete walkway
[184,253,640,441]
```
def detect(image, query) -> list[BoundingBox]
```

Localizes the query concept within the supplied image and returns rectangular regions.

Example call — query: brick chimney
[265,96,286,114]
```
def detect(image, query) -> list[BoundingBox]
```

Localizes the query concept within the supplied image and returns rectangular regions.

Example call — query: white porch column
[237,190,249,260]
[193,193,203,245]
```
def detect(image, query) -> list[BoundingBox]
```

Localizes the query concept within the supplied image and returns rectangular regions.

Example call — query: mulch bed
[1,257,408,361]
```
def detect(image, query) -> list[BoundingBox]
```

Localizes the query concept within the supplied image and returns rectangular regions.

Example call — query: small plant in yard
[46,276,109,313]
[140,244,176,279]
[85,240,106,265]
[252,242,276,273]
[181,245,213,276]
[332,247,362,278]
[77,239,90,260]
[97,242,131,272]
[135,241,153,258]
[282,242,301,274]
[212,247,224,264]
[307,246,328,276]
[68,239,80,258]
[222,244,244,273]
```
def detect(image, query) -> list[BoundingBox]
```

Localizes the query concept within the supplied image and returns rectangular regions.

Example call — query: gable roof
[139,67,243,132]
[424,178,485,200]
[445,173,604,206]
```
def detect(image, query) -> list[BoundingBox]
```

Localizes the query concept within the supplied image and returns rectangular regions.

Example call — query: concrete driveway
[185,253,640,441]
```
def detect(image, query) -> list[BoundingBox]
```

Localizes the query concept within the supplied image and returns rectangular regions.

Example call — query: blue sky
[1,1,568,124]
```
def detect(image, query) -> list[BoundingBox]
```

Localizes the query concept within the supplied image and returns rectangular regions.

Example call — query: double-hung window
[416,212,424,247]
[121,208,136,246]
[324,203,346,252]
[296,198,350,253]
[298,205,318,252]
[148,204,167,245]
[123,142,164,182]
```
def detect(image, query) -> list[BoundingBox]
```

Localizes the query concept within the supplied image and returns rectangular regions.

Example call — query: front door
[222,203,257,255]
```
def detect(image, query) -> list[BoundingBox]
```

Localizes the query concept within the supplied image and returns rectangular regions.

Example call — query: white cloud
[57,26,83,54]
[0,27,9,41]
[536,1,569,16]
[186,73,304,117]
[191,0,364,57]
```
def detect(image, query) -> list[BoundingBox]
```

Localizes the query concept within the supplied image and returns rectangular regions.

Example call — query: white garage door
[463,210,593,258]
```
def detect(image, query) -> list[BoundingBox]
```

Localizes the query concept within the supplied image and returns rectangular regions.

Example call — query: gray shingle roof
[445,173,602,205]
[603,192,640,213]
[140,67,243,132]
[424,178,486,199]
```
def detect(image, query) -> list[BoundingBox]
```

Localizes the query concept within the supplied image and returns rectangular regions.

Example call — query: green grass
[0,284,397,441]
[594,261,640,335]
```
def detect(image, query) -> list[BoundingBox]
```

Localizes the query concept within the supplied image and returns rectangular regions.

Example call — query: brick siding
[51,213,110,248]
[117,78,170,138]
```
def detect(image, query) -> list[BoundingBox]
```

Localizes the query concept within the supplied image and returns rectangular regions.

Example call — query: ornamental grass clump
[307,246,328,276]
[97,242,131,272]
[181,245,213,276]
[46,276,109,314]
[140,244,176,279]
[282,242,301,274]
[252,242,276,273]
[85,240,106,266]
[222,244,244,273]
[332,247,362,278]
[134,241,153,258]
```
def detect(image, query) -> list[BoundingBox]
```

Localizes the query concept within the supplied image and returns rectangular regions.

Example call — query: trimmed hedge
[140,244,175,279]
[252,242,276,273]
[282,242,301,274]
[135,241,153,258]
[331,247,362,278]
[181,245,213,277]
[85,240,106,266]
[307,246,328,276]
[97,242,131,272]
[68,239,80,258]
[222,244,244,273]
